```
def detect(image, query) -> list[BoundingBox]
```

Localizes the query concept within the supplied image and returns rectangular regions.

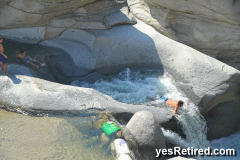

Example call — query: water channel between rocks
[0,38,239,159]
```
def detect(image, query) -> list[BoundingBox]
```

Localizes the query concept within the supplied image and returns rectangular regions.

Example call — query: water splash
[211,131,240,160]
[176,104,210,149]
[71,68,166,104]
[158,75,210,159]
[72,68,234,160]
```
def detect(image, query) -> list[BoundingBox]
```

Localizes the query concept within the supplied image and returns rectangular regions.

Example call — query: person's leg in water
[27,61,39,68]
[31,59,43,65]
[28,56,43,66]
[0,62,2,70]
[2,63,8,74]
[147,96,168,102]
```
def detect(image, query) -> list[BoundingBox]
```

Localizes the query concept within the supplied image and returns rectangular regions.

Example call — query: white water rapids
[72,68,239,160]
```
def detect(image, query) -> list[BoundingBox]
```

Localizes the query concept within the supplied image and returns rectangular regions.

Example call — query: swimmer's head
[19,49,25,53]
[178,100,184,107]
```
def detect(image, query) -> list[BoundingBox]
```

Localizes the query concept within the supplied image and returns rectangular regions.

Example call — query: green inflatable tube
[102,121,121,136]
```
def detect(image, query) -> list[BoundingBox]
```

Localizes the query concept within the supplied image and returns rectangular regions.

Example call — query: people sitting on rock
[15,49,45,68]
[147,96,184,114]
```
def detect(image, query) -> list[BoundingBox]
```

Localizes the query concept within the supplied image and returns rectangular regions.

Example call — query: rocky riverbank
[0,0,240,148]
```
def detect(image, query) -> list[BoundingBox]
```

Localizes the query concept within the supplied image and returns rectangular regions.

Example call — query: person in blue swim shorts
[15,49,45,68]
[0,36,9,75]
[147,96,184,114]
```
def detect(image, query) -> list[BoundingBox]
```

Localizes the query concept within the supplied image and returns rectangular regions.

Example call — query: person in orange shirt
[147,96,184,114]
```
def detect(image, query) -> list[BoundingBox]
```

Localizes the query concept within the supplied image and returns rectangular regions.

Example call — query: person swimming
[15,49,45,68]
[147,96,184,114]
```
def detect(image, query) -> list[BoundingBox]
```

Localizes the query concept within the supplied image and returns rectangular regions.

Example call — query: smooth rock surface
[0,75,173,124]
[204,101,240,140]
[124,111,166,160]
[0,0,97,28]
[127,0,240,70]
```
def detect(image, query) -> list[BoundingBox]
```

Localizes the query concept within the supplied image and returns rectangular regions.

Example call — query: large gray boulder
[0,75,173,124]
[127,0,240,70]
[0,0,97,28]
[204,101,240,140]
[0,0,136,43]
[124,111,166,160]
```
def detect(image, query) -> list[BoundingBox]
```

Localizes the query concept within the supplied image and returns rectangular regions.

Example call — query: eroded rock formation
[124,111,166,160]
[127,0,240,70]
[0,0,240,141]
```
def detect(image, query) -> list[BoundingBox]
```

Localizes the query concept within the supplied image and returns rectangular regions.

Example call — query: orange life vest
[166,99,178,108]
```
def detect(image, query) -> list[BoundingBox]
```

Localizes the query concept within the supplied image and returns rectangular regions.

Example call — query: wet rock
[124,111,166,160]
[204,101,240,140]
[44,52,98,84]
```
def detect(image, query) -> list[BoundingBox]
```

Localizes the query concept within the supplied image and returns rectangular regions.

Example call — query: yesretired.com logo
[156,147,236,157]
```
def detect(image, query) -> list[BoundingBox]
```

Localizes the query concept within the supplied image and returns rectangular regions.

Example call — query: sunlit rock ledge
[127,0,240,70]
[0,75,173,122]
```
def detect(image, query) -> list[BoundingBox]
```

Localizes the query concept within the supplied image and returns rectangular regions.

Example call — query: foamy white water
[211,130,240,160]
[72,68,167,104]
[72,68,239,160]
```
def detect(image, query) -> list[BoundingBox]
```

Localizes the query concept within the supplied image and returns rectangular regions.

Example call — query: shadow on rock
[6,74,22,84]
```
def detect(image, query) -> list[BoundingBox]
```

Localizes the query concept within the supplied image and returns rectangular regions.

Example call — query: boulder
[127,0,240,70]
[50,1,137,30]
[0,0,97,28]
[204,101,240,140]
[0,75,173,124]
[124,111,166,160]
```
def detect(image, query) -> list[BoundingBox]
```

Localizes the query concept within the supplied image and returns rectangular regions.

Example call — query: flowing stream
[0,66,239,159]
[72,68,240,160]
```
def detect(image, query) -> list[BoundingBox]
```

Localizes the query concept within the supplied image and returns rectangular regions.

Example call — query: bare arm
[0,44,3,53]
[174,106,179,114]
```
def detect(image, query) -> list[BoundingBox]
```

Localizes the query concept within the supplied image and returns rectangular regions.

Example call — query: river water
[72,68,240,160]
[0,41,239,160]
[0,108,116,160]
